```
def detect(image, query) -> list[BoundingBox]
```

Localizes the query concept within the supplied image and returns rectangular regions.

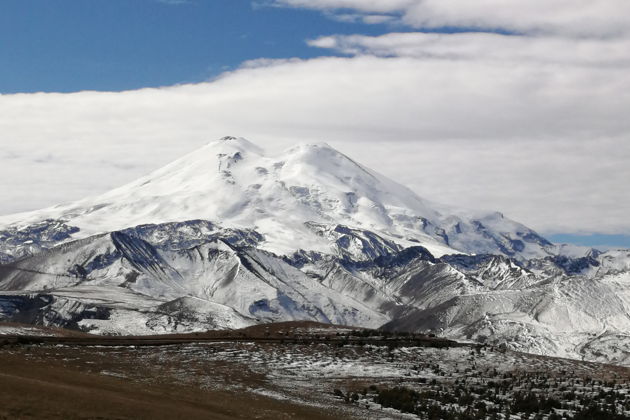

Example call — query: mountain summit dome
[0,137,554,259]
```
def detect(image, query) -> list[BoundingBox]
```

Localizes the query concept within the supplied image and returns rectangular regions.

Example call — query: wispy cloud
[307,32,630,67]
[271,0,630,37]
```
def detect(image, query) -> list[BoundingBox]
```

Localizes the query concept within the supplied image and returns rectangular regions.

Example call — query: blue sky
[548,234,630,251]
[1,0,629,250]
[0,0,389,93]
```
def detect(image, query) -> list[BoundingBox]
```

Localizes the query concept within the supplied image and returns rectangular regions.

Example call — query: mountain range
[1,136,629,365]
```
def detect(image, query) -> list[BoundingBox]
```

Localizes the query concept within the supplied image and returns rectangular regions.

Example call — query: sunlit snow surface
[0,137,560,259]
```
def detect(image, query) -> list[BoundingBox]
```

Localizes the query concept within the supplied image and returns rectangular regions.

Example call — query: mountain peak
[0,136,557,260]
[205,136,264,156]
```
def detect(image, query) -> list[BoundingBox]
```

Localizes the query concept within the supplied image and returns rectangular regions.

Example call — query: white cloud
[353,137,630,235]
[1,51,628,235]
[274,0,630,37]
[308,32,630,67]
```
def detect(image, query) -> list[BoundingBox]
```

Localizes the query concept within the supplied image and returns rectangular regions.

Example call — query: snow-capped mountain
[0,136,558,261]
[1,136,629,366]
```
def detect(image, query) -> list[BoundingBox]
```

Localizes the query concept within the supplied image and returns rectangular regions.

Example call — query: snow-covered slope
[0,137,557,260]
[2,136,630,366]
[0,225,391,334]
[382,249,630,363]
[383,268,630,365]
[2,219,630,364]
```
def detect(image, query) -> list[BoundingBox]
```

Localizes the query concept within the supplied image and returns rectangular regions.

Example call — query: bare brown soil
[0,322,371,419]
[0,350,339,420]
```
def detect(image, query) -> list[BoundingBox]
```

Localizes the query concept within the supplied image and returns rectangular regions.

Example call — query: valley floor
[1,322,630,419]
